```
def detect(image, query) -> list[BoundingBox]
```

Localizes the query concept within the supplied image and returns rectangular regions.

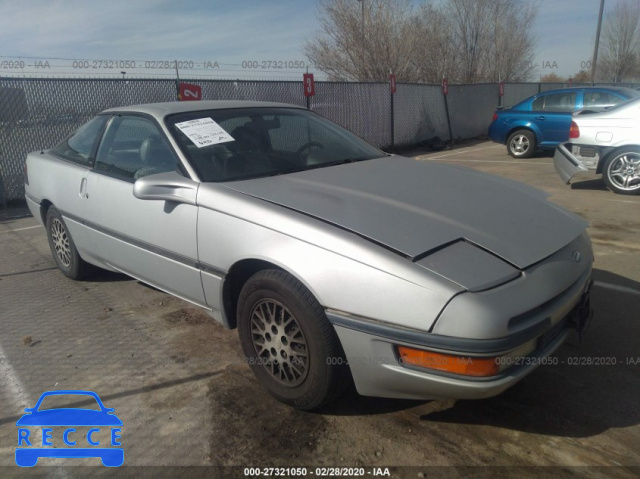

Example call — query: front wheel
[237,270,350,410]
[507,130,536,158]
[602,148,640,195]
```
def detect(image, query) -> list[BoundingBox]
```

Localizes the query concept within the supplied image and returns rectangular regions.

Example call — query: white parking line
[0,225,41,233]
[0,345,31,410]
[416,144,502,160]
[418,158,553,165]
[1,346,73,476]
[600,198,639,205]
[593,281,640,296]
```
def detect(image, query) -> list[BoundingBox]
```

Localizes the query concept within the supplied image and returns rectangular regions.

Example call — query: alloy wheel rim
[51,218,72,267]
[510,135,530,155]
[250,299,309,387]
[609,153,640,191]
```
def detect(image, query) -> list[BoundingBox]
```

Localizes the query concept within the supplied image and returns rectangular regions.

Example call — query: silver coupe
[25,101,593,410]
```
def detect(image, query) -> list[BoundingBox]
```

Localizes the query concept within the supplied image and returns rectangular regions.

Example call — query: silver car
[25,101,593,410]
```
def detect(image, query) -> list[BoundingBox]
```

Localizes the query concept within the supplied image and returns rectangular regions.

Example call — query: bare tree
[445,0,537,83]
[412,4,460,83]
[488,0,538,82]
[599,0,640,82]
[305,0,538,84]
[445,0,494,83]
[305,0,424,82]
[571,70,591,83]
[540,72,565,83]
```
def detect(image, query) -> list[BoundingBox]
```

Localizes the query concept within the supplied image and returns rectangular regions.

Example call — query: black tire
[507,130,536,158]
[237,269,350,410]
[602,148,640,195]
[45,206,93,279]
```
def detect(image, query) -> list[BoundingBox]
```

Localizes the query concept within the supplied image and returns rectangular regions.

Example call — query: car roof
[537,86,640,96]
[103,100,306,120]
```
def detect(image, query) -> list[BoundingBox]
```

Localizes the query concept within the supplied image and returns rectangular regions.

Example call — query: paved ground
[0,141,639,478]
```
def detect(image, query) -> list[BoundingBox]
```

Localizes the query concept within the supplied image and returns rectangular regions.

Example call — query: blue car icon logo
[16,390,123,467]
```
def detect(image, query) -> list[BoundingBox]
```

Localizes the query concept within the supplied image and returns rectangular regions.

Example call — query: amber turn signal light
[397,346,500,377]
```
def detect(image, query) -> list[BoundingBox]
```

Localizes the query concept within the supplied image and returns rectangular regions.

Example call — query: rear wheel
[507,130,536,158]
[46,207,92,279]
[237,269,349,410]
[602,148,640,195]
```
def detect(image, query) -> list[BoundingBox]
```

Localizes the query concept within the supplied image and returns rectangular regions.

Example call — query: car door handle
[79,177,89,199]
[535,116,546,120]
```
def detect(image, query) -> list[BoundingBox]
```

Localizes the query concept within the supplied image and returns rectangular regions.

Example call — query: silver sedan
[24,101,593,410]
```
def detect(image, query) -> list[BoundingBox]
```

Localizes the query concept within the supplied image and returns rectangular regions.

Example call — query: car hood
[223,156,587,269]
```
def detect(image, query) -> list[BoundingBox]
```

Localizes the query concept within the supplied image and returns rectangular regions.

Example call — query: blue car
[16,390,123,467]
[488,87,640,158]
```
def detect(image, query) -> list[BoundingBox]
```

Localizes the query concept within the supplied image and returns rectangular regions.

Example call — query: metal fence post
[0,169,6,209]
[389,72,396,149]
[390,90,395,149]
[442,77,453,145]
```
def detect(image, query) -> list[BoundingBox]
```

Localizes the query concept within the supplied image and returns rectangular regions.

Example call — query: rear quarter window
[532,96,544,111]
[50,116,108,166]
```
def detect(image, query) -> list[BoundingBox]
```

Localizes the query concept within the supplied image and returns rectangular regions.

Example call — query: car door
[533,91,577,146]
[44,116,110,252]
[82,114,206,307]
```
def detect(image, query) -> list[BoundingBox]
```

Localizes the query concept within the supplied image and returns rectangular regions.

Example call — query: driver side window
[95,116,178,181]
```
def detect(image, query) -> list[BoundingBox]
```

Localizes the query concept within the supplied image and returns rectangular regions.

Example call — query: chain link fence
[448,83,500,139]
[501,83,540,108]
[1,78,639,205]
[394,83,447,146]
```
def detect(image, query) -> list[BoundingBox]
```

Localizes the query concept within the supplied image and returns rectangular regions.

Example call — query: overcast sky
[0,0,619,81]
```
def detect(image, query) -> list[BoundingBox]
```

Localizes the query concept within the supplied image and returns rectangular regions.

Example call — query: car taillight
[569,121,580,138]
[492,113,498,121]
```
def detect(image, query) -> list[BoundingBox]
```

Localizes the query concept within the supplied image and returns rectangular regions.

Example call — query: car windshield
[166,107,383,182]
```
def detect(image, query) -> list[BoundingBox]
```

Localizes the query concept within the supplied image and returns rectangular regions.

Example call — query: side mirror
[133,171,198,205]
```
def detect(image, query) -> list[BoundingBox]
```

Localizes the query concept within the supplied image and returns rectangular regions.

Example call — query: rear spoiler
[574,107,608,116]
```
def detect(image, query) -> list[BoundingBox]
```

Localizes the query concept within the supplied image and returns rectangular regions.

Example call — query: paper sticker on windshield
[175,118,234,148]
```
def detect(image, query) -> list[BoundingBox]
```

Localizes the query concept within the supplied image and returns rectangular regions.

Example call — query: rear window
[597,96,640,112]
[584,92,624,108]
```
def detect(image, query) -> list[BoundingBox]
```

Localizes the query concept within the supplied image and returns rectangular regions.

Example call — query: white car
[554,96,640,195]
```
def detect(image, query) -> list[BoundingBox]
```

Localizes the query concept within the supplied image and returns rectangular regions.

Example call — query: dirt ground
[0,141,638,478]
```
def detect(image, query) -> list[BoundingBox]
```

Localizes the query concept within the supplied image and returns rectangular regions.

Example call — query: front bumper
[554,143,589,184]
[328,279,592,401]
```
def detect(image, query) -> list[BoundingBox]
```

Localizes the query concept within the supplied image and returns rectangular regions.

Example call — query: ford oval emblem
[572,251,582,262]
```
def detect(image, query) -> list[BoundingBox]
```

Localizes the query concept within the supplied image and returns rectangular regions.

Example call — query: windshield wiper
[305,157,372,170]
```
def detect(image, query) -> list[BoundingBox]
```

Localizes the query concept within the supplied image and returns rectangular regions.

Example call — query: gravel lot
[1,141,639,478]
